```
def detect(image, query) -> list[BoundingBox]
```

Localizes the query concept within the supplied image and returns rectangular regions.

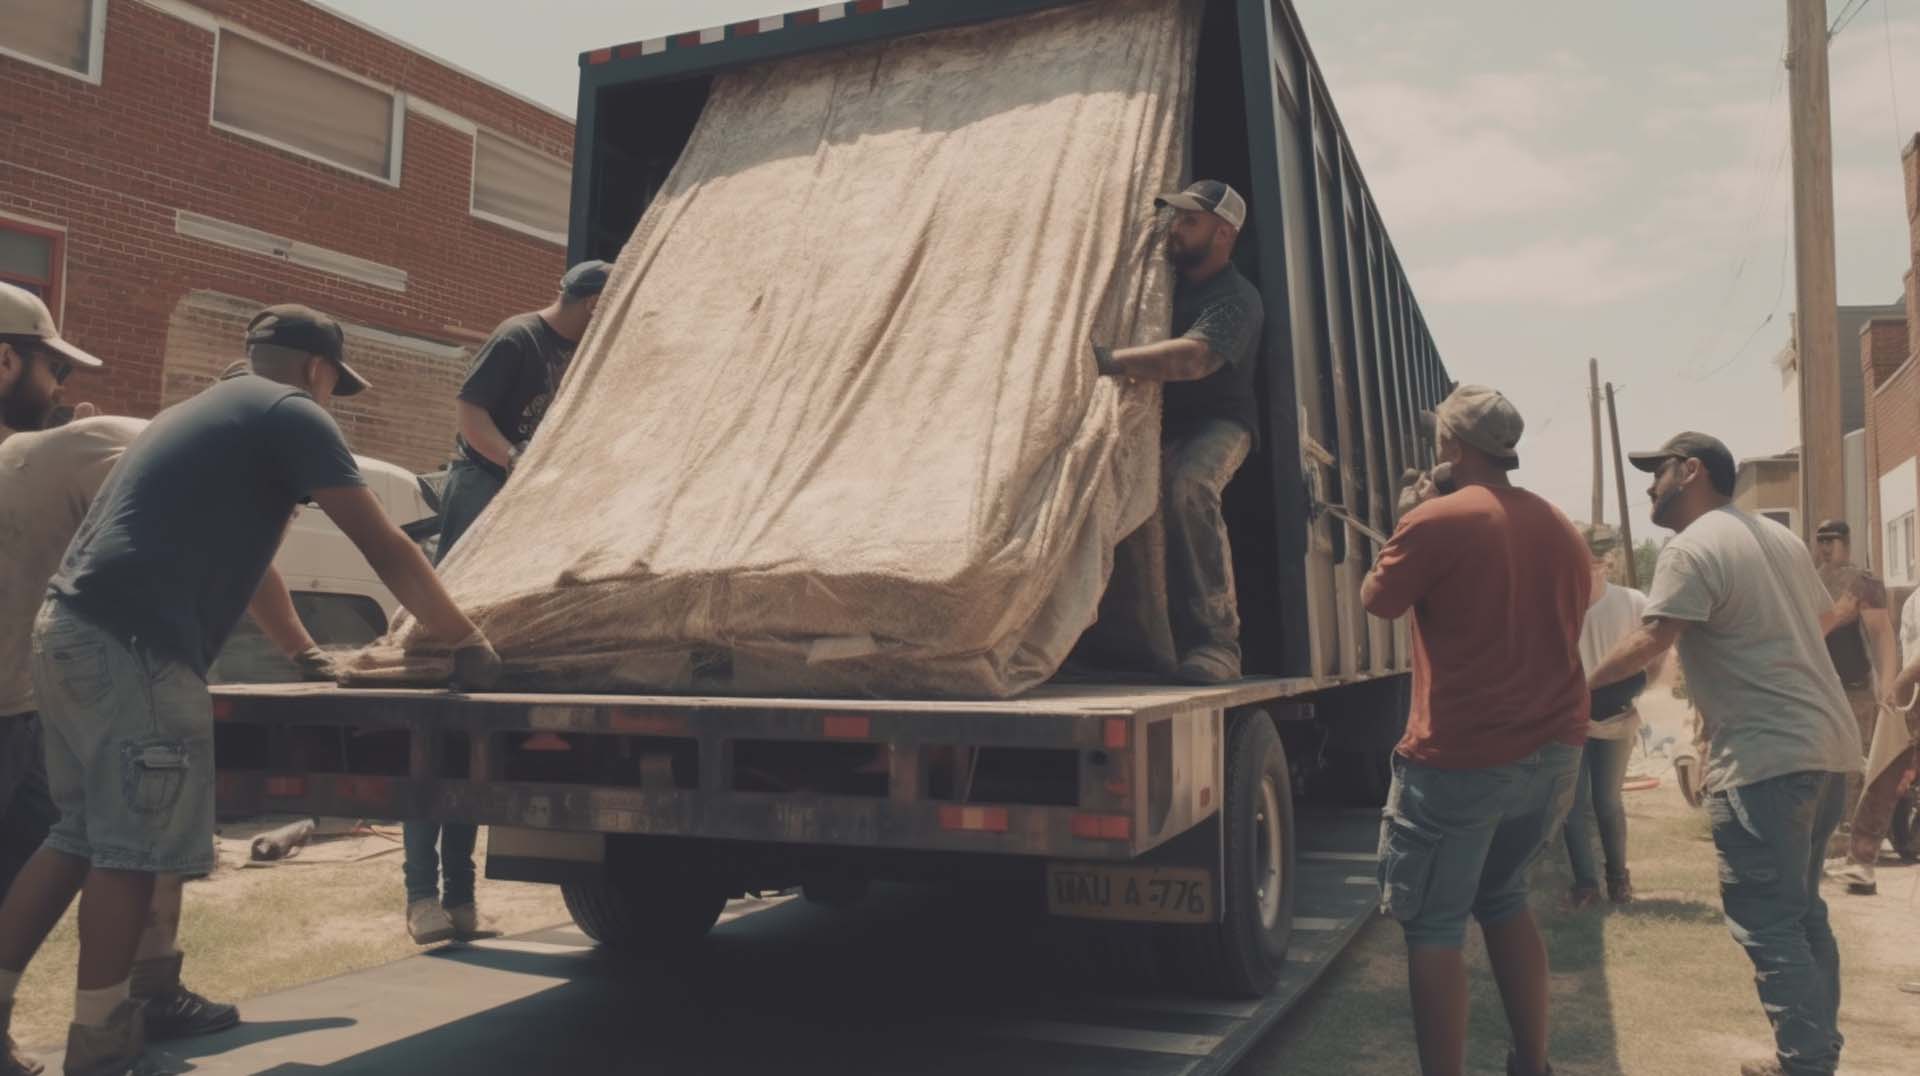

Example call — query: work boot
[407,899,455,945]
[1606,870,1634,905]
[447,904,481,941]
[1173,646,1240,685]
[1506,1049,1552,1075]
[61,999,143,1076]
[0,1000,45,1076]
[1828,859,1876,895]
[131,954,238,1041]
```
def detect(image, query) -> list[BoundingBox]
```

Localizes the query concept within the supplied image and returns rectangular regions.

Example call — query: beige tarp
[345,0,1201,698]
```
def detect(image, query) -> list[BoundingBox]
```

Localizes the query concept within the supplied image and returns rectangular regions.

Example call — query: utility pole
[1786,0,1844,542]
[1606,382,1638,589]
[1589,358,1604,526]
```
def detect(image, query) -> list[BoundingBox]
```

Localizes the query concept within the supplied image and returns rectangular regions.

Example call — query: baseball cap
[245,304,368,397]
[1155,180,1248,231]
[1815,519,1850,540]
[561,260,612,298]
[1425,384,1524,466]
[1628,432,1736,493]
[1581,522,1622,556]
[0,281,103,369]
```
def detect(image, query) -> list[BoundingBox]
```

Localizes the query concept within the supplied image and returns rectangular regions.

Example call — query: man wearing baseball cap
[1360,384,1591,1076]
[403,258,610,945]
[1092,182,1264,684]
[1806,518,1896,893]
[1590,431,1859,1076]
[0,282,103,433]
[0,303,499,1074]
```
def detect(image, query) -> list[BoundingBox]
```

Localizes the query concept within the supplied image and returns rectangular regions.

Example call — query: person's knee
[1472,888,1531,930]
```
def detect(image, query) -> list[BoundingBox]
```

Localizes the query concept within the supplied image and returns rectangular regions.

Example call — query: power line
[1697,188,1793,382]
[1881,0,1907,148]
[1830,0,1872,39]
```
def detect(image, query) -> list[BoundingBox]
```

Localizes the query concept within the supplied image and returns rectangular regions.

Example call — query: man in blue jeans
[1591,432,1861,1076]
[1362,385,1593,1076]
[405,260,610,945]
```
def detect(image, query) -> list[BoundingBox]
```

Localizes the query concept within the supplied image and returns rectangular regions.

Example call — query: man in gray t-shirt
[1589,432,1858,1076]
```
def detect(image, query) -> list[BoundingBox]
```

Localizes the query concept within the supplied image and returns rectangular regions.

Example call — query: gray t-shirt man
[1643,505,1862,792]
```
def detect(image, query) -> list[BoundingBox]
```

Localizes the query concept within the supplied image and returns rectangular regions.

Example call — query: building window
[210,30,402,185]
[471,130,569,244]
[1889,511,1917,587]
[0,0,107,83]
[1759,509,1795,532]
[0,218,65,319]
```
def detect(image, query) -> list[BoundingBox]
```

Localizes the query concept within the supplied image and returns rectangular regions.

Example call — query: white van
[209,456,441,683]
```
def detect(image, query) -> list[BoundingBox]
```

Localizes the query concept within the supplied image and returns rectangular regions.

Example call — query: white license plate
[1045,864,1214,924]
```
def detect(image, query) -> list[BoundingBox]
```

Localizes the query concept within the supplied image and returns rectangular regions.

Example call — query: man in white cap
[1093,181,1265,684]
[1360,384,1592,1076]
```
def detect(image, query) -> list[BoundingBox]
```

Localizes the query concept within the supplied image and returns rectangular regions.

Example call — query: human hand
[450,636,502,691]
[71,402,98,420]
[291,646,338,683]
[1396,469,1435,515]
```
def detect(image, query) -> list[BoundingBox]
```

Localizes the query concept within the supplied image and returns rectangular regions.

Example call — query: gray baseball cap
[1628,432,1735,494]
[1425,384,1524,466]
[1155,180,1247,231]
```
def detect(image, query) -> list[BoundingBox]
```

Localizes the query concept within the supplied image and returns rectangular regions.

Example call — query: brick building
[1861,136,1920,589]
[0,0,574,472]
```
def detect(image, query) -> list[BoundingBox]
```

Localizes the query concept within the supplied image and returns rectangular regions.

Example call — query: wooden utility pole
[1606,382,1638,589]
[1589,358,1604,526]
[1786,0,1844,541]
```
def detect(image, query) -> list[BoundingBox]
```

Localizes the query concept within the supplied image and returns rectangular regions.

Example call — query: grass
[1246,777,1920,1075]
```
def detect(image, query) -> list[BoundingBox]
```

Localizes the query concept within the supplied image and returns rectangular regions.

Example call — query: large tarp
[344,0,1202,698]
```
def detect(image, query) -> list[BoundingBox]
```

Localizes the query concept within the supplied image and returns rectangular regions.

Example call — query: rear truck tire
[562,873,728,955]
[1163,709,1295,997]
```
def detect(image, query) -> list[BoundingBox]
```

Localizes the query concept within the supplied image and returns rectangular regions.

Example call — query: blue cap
[561,260,612,297]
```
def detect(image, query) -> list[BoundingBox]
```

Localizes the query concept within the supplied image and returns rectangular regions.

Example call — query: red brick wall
[1864,138,1920,570]
[0,0,572,457]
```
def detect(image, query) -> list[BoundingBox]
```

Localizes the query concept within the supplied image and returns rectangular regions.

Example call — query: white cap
[0,282,102,368]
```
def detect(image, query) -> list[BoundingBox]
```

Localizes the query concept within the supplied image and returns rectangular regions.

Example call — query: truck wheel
[562,874,727,955]
[1163,710,1294,997]
[1891,791,1919,863]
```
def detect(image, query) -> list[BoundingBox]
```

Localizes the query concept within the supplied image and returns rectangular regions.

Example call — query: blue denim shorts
[1378,742,1582,947]
[29,601,215,875]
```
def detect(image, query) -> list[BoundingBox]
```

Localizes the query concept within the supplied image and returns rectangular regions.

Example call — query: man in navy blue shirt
[0,305,498,1074]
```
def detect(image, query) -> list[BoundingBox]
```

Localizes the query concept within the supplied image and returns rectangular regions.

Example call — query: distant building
[1861,136,1920,587]
[1774,301,1903,554]
[0,0,574,471]
[1733,449,1801,533]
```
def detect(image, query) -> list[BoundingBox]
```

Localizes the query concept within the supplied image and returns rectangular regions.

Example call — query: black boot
[131,954,238,1042]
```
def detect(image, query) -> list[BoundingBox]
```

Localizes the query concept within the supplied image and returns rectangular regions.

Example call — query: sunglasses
[27,344,75,385]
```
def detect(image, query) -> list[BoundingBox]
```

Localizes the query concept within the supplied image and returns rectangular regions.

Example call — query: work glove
[291,646,338,683]
[450,635,503,692]
[1091,342,1124,378]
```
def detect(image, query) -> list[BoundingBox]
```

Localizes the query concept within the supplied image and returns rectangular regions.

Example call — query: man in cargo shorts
[0,303,500,1075]
[405,259,609,945]
[1591,432,1860,1076]
[1093,181,1264,684]
[1360,385,1591,1076]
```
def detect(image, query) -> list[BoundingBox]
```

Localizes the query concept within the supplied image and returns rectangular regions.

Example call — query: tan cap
[1426,384,1523,465]
[1155,180,1248,231]
[0,282,103,369]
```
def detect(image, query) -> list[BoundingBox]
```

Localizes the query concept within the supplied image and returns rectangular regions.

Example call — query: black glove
[1091,343,1123,378]
[291,646,338,683]
[450,637,503,692]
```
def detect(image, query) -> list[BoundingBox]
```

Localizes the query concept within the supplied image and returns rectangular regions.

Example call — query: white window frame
[468,127,569,246]
[0,0,108,84]
[207,26,405,187]
[1759,508,1796,534]
[1889,511,1918,588]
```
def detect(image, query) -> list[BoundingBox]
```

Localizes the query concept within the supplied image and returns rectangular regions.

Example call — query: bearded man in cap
[0,301,499,1075]
[1589,432,1859,1076]
[1093,181,1265,684]
[1360,385,1591,1076]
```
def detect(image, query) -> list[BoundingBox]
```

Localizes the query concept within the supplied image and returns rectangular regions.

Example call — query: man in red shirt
[1361,384,1592,1076]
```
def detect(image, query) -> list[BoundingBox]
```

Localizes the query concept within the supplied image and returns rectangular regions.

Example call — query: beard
[0,380,54,431]
[1649,485,1684,531]
[1164,239,1205,270]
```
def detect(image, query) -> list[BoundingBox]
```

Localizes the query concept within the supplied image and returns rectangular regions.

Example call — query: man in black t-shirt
[1094,181,1266,684]
[404,260,609,947]
[1813,518,1900,893]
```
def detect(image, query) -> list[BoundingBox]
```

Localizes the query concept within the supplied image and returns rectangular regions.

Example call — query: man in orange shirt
[1361,385,1592,1076]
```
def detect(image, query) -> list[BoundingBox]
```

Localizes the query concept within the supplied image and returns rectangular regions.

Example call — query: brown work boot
[0,1000,45,1075]
[61,999,143,1076]
[1173,646,1240,685]
[407,899,455,945]
[1606,870,1634,905]
[131,954,238,1041]
[446,904,481,941]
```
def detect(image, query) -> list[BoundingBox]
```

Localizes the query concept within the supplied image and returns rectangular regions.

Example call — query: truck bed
[210,677,1312,861]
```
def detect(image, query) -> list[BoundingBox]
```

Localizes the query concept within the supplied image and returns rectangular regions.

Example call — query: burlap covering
[344,0,1202,698]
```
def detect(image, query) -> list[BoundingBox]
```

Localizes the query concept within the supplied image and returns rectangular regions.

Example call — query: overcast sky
[321,0,1920,548]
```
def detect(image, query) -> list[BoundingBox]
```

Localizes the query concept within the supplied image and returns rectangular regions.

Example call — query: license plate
[1045,864,1214,924]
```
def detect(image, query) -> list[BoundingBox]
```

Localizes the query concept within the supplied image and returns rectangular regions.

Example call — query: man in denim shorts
[1362,385,1592,1076]
[1592,432,1859,1076]
[0,305,501,1075]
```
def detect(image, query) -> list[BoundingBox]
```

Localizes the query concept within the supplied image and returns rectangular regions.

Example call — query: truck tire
[562,874,727,955]
[1163,710,1295,997]
[1891,790,1919,863]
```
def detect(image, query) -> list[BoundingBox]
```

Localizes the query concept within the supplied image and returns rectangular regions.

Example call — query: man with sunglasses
[1589,432,1860,1076]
